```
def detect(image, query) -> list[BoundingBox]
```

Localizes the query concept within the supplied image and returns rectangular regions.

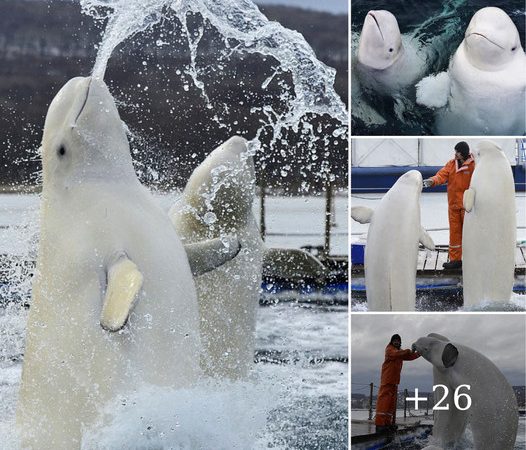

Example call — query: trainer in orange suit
[423,141,475,270]
[375,334,420,433]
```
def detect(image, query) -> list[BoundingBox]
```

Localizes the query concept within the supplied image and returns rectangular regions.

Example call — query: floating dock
[351,243,526,297]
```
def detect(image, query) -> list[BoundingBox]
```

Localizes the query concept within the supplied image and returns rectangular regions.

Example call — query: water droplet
[203,212,217,225]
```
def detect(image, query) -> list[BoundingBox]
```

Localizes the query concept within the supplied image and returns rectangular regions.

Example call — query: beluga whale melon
[416,7,526,135]
[17,77,235,448]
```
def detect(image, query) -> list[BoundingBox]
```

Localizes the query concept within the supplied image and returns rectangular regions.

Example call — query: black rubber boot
[443,260,462,269]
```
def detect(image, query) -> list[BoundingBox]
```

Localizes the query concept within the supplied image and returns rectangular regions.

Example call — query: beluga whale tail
[351,170,434,311]
[17,77,203,448]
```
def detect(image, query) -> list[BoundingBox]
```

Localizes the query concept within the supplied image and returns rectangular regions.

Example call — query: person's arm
[429,160,453,187]
[403,351,421,361]
[385,346,413,361]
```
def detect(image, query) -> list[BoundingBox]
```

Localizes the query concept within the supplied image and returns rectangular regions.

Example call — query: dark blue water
[351,0,526,135]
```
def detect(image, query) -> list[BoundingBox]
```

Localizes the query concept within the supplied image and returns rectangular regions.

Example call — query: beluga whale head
[396,169,423,192]
[464,7,523,71]
[471,140,504,163]
[41,76,136,190]
[412,334,459,370]
[179,136,255,234]
[357,10,403,70]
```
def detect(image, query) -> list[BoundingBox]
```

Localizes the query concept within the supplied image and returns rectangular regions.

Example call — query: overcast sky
[256,0,347,15]
[351,314,526,393]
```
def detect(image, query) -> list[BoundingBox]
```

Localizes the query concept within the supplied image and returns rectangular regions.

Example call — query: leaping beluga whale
[170,136,264,379]
[412,333,518,449]
[416,7,526,135]
[462,141,516,308]
[351,170,435,311]
[16,77,237,448]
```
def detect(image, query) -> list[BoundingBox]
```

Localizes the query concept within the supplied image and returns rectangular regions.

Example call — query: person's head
[454,141,470,161]
[390,334,401,349]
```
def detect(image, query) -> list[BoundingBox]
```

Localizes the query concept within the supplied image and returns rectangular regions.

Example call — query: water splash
[80,380,278,450]
[80,0,347,187]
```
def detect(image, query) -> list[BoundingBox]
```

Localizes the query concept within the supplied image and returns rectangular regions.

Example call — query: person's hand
[423,178,433,188]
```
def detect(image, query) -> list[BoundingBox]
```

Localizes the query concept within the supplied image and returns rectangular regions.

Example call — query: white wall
[351,138,518,167]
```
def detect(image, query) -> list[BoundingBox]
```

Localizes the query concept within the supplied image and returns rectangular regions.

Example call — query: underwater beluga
[351,170,435,311]
[352,10,428,126]
[462,141,516,308]
[412,333,518,449]
[16,77,237,448]
[416,7,526,135]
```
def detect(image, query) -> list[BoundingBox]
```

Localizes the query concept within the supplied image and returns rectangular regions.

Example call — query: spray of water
[80,0,347,182]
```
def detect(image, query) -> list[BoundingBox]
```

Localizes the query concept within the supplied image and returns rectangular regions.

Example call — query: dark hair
[390,334,401,344]
[454,141,470,159]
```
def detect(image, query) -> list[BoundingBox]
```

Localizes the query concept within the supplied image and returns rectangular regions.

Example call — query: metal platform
[351,244,526,276]
[351,417,433,449]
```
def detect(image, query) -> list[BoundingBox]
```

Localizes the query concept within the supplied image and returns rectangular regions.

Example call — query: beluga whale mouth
[74,77,93,125]
[466,32,505,50]
[367,12,384,40]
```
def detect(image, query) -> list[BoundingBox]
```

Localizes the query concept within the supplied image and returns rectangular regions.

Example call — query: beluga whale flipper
[351,170,434,311]
[170,136,264,379]
[412,334,518,449]
[462,141,516,308]
[416,7,526,135]
[17,77,204,448]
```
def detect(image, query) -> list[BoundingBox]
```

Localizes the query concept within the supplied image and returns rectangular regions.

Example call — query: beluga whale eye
[511,47,516,51]
[389,48,393,52]
[58,146,66,157]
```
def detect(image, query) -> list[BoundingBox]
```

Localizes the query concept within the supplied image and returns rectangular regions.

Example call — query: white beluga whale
[16,77,235,448]
[416,7,526,135]
[170,136,264,379]
[352,10,429,126]
[462,141,516,308]
[351,170,435,311]
[412,333,518,450]
[356,10,428,94]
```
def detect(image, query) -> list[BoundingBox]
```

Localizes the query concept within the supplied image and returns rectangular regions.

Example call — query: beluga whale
[416,7,526,135]
[462,141,516,308]
[352,10,429,126]
[351,170,435,311]
[17,77,236,448]
[412,333,518,450]
[170,136,264,379]
[356,10,427,94]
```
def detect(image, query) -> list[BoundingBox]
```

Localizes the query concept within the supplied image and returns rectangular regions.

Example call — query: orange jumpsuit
[430,157,475,261]
[375,344,420,427]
